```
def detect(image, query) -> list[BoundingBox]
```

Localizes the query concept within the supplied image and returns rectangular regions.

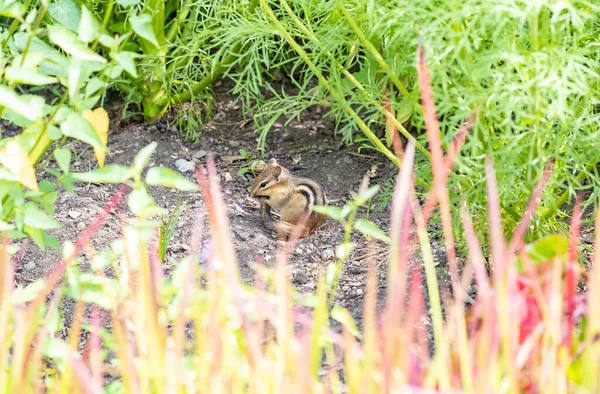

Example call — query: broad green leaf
[0,110,31,127]
[44,233,62,251]
[60,112,104,148]
[567,345,599,390]
[0,140,39,191]
[39,60,69,78]
[85,77,105,97]
[72,164,131,184]
[10,51,46,69]
[0,0,25,18]
[312,205,347,221]
[33,190,59,217]
[104,64,123,79]
[331,307,361,338]
[48,125,63,140]
[387,97,414,147]
[48,25,106,63]
[4,66,58,85]
[111,51,138,77]
[336,242,354,260]
[60,172,75,192]
[82,107,109,167]
[396,96,414,125]
[68,57,83,102]
[54,107,72,123]
[16,122,44,153]
[44,337,72,362]
[48,0,81,31]
[132,142,157,174]
[13,279,47,305]
[0,86,45,121]
[66,271,122,309]
[0,168,17,182]
[24,202,61,230]
[0,220,14,231]
[81,95,101,109]
[129,13,159,48]
[128,186,165,217]
[78,5,100,43]
[146,167,198,191]
[38,180,57,193]
[13,34,69,67]
[98,33,116,48]
[24,226,46,251]
[54,147,71,173]
[355,185,380,205]
[354,218,391,243]
[326,261,342,286]
[517,234,569,273]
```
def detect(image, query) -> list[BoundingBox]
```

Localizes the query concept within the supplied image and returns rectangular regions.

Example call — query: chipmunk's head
[250,158,288,198]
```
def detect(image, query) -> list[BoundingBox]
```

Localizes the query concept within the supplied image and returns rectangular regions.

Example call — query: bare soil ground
[12,82,427,332]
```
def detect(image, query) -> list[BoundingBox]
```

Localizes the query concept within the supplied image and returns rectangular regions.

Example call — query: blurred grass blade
[507,160,554,256]
[417,44,458,283]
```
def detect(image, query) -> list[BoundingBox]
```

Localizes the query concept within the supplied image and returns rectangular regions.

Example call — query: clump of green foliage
[3,0,598,247]
[0,0,128,249]
[214,0,600,243]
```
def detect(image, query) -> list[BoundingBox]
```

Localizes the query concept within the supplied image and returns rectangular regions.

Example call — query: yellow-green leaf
[82,107,109,167]
[4,66,58,85]
[146,167,198,191]
[48,25,106,63]
[130,13,159,48]
[0,140,39,191]
[0,86,45,121]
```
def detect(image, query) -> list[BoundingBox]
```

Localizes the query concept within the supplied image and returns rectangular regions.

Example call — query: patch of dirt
[13,82,417,332]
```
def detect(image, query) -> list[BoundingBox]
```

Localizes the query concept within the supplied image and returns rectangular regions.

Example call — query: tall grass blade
[417,45,458,284]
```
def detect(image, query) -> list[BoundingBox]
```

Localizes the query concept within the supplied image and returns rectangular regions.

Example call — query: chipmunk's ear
[268,158,278,166]
[272,165,283,180]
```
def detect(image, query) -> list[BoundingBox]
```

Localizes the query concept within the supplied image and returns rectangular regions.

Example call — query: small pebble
[355,288,364,296]
[229,140,241,148]
[77,222,86,231]
[293,270,309,284]
[192,150,207,162]
[322,249,334,259]
[23,261,36,271]
[169,243,190,253]
[224,172,233,183]
[68,210,81,219]
[175,159,195,173]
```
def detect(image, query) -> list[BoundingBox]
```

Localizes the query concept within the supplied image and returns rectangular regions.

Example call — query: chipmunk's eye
[260,181,268,188]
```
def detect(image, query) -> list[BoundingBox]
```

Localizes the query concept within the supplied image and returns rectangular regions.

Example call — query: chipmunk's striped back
[294,177,326,235]
[250,158,327,239]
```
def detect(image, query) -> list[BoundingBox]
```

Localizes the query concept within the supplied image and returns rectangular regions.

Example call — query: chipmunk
[250,158,326,239]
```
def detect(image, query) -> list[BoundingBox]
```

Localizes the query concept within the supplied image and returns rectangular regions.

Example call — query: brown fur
[250,158,326,239]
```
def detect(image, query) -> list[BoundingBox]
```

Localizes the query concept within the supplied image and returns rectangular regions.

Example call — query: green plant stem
[91,0,115,51]
[154,0,259,110]
[0,1,48,119]
[0,0,34,51]
[326,207,358,308]
[165,2,192,43]
[277,0,431,160]
[260,0,429,188]
[337,1,410,97]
